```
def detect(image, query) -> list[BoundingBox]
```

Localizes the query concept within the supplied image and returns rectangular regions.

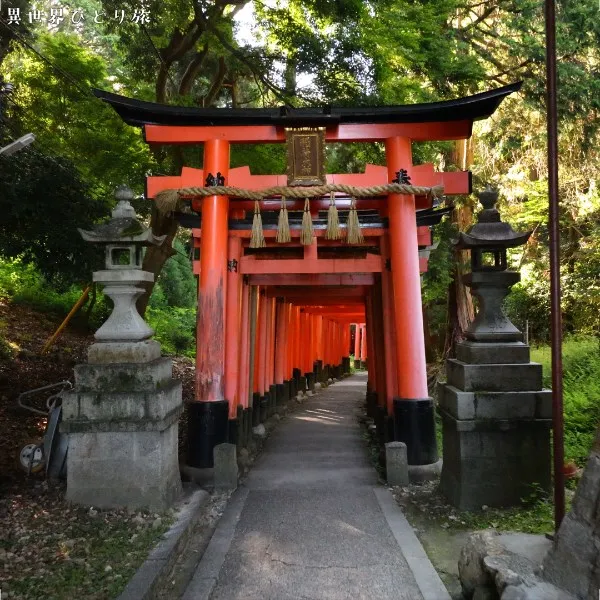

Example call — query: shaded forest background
[0,0,599,459]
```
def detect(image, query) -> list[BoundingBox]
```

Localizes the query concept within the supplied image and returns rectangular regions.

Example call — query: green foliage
[422,220,455,306]
[5,31,155,197]
[421,219,456,358]
[150,239,196,310]
[0,256,198,356]
[454,492,556,535]
[146,307,196,357]
[504,278,551,343]
[0,258,110,328]
[0,334,16,360]
[531,336,600,466]
[0,149,108,286]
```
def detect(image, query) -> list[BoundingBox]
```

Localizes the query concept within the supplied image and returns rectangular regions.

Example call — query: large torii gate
[96,82,520,470]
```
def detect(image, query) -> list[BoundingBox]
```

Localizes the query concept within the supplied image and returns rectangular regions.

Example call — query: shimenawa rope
[154,182,444,214]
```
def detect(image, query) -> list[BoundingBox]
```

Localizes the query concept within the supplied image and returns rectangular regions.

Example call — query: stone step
[456,340,531,364]
[446,359,543,392]
[439,384,552,420]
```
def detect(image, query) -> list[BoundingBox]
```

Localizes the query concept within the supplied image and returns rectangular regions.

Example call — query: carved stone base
[62,358,183,510]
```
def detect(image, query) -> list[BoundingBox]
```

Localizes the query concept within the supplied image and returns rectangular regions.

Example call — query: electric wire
[140,22,178,91]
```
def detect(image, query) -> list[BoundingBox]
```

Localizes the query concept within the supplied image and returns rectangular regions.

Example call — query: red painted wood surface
[239,254,382,275]
[385,136,428,399]
[195,228,387,240]
[225,236,242,417]
[238,282,251,409]
[144,120,472,144]
[257,291,267,395]
[146,164,470,214]
[195,139,229,402]
[381,236,399,411]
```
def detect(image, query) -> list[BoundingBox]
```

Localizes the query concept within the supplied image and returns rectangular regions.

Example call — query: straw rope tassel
[346,197,364,244]
[326,192,341,240]
[276,196,291,243]
[301,198,314,245]
[250,200,266,248]
[154,189,182,215]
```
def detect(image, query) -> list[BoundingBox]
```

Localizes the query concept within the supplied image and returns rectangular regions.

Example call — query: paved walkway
[183,373,449,600]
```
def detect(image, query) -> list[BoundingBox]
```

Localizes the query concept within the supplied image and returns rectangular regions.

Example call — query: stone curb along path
[117,486,209,600]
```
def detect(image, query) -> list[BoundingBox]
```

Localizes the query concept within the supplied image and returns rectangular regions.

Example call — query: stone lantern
[78,185,165,362]
[62,186,183,510]
[454,187,531,346]
[439,188,551,510]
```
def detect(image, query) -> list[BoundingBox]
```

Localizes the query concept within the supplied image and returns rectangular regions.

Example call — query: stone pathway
[182,373,449,600]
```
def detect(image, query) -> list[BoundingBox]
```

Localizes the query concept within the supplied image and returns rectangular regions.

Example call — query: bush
[504,279,551,344]
[0,258,110,328]
[149,239,196,310]
[146,307,196,358]
[531,335,600,465]
[0,256,198,357]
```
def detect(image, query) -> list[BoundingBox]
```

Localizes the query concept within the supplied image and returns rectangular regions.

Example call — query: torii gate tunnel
[96,82,520,469]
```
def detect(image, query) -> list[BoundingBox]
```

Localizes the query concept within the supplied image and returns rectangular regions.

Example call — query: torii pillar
[188,139,230,468]
[385,136,437,467]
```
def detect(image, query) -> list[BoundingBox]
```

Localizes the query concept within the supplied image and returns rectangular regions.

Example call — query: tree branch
[463,6,497,30]
[179,44,210,96]
[204,20,300,105]
[202,56,228,106]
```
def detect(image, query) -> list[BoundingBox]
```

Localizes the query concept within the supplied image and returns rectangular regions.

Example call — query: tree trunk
[443,138,475,357]
[136,206,179,317]
[285,56,297,97]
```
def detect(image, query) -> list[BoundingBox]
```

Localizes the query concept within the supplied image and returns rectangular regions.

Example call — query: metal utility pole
[544,0,565,531]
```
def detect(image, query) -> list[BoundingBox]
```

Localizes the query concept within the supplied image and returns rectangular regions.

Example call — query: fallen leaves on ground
[0,478,172,600]
[0,299,191,599]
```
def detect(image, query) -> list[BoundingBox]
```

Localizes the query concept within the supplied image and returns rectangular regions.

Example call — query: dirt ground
[0,299,195,599]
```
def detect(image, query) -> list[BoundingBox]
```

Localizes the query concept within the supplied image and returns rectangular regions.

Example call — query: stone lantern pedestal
[61,186,183,510]
[439,189,552,510]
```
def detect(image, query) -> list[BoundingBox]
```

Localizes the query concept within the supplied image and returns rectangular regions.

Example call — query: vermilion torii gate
[96,82,520,470]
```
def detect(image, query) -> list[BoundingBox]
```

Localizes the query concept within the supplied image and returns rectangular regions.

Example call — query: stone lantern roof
[454,188,531,250]
[78,185,165,246]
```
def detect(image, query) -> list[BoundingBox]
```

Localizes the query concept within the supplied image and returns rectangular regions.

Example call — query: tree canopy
[0,0,598,336]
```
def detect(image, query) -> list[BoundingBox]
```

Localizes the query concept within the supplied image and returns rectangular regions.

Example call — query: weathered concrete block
[446,359,543,392]
[456,341,531,365]
[62,380,182,424]
[213,443,238,491]
[440,411,551,510]
[66,423,181,510]
[252,423,266,438]
[88,340,162,364]
[439,385,552,421]
[385,442,409,486]
[408,459,442,483]
[74,358,173,392]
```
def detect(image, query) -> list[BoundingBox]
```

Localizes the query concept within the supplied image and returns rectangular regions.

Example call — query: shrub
[150,239,196,309]
[146,307,196,358]
[0,258,110,328]
[531,335,600,466]
[504,279,551,344]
